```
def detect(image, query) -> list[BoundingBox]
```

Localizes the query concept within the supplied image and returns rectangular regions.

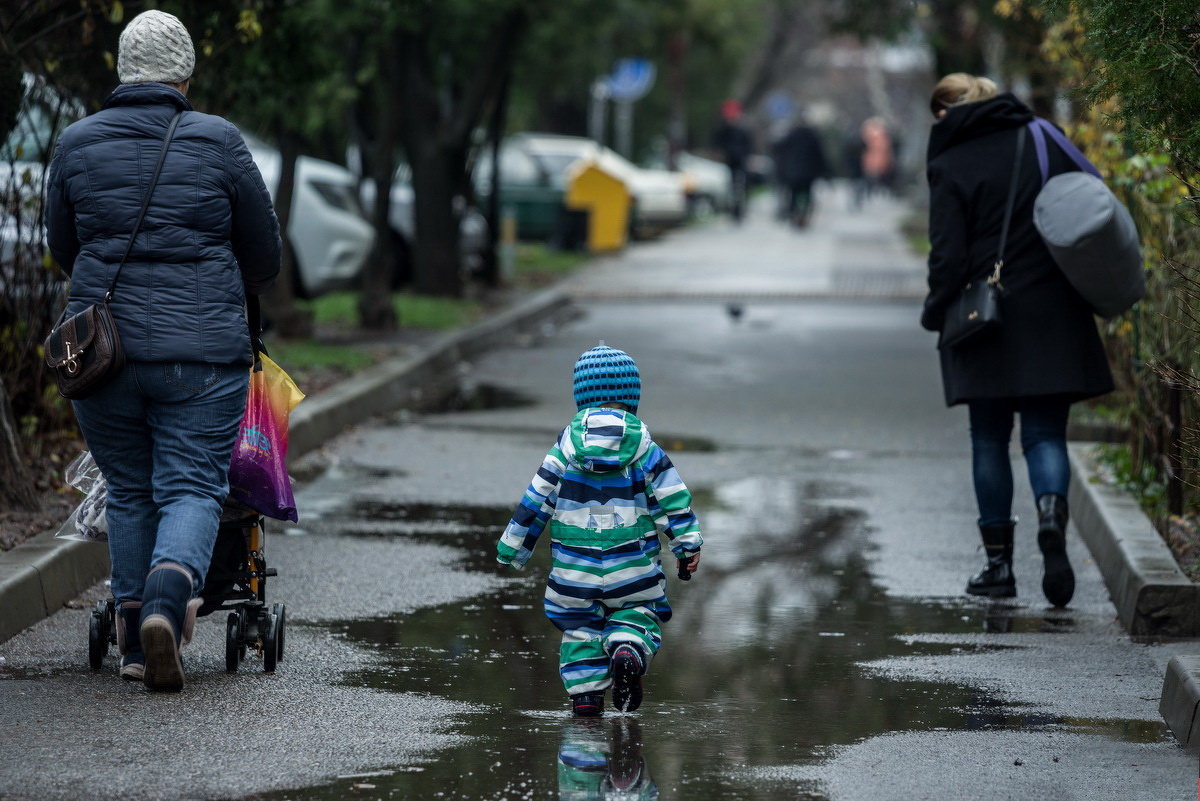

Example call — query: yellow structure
[565,159,632,253]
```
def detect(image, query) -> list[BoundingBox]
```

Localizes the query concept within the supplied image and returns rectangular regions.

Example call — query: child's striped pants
[544,537,672,695]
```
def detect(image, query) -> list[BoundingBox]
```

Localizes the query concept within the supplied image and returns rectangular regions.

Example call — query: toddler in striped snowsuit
[497,344,703,716]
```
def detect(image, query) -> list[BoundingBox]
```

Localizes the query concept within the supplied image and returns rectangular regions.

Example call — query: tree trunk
[479,69,512,289]
[357,122,399,329]
[356,59,400,330]
[0,376,37,510]
[397,10,529,299]
[410,142,464,298]
[929,4,988,78]
[264,130,314,339]
[666,30,688,171]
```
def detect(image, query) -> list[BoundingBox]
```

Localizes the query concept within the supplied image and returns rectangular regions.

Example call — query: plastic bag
[227,353,305,522]
[54,451,109,543]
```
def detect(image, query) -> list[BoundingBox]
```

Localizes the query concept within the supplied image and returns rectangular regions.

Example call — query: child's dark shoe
[571,692,605,717]
[610,644,644,712]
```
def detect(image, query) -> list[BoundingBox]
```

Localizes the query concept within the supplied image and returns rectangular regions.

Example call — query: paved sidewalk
[1,193,1194,801]
[567,183,927,300]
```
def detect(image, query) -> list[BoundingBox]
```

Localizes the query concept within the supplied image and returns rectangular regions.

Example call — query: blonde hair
[930,73,998,118]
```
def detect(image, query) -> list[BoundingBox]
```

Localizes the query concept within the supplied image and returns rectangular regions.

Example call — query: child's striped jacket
[497,408,703,571]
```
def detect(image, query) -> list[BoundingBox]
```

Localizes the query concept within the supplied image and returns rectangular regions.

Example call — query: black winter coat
[921,93,1113,407]
[773,125,827,187]
[46,83,280,365]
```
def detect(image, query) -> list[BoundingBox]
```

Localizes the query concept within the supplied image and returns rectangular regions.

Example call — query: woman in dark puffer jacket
[45,10,281,691]
[922,74,1113,608]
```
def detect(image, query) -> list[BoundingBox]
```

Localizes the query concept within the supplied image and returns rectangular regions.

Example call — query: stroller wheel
[225,612,241,673]
[272,603,286,662]
[87,601,110,670]
[263,610,280,674]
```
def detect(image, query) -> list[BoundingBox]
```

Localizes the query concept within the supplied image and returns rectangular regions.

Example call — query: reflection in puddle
[247,475,1172,801]
[559,718,658,801]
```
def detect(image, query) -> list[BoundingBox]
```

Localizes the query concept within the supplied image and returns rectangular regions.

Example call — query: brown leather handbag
[45,111,183,400]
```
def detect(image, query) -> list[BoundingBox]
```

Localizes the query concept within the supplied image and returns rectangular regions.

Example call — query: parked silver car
[359,164,489,287]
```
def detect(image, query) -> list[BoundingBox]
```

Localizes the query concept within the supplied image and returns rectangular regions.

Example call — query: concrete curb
[1161,655,1200,750]
[288,287,572,461]
[1068,443,1200,750]
[0,287,573,644]
[1067,442,1200,637]
[0,531,108,643]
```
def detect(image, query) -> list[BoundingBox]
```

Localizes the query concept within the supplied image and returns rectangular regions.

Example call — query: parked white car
[1,74,374,300]
[676,152,733,215]
[511,133,689,235]
[242,134,374,297]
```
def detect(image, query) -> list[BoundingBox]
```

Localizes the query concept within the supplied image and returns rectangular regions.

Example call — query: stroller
[87,297,288,674]
[88,512,287,674]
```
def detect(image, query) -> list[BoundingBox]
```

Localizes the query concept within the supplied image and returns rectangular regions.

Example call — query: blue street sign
[766,91,795,122]
[607,58,656,102]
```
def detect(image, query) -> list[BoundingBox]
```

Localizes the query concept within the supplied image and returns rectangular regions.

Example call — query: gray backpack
[1029,118,1144,319]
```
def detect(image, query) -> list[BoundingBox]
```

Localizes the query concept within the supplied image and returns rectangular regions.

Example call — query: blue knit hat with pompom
[572,342,640,413]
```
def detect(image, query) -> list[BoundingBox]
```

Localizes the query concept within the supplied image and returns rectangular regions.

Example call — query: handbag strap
[990,125,1027,288]
[104,110,184,303]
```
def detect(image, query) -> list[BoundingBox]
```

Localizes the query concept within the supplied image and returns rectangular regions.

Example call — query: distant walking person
[713,99,754,223]
[859,117,895,199]
[772,116,828,227]
[45,10,281,690]
[920,73,1112,607]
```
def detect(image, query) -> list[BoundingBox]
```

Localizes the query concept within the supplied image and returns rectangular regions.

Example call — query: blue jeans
[73,361,249,607]
[968,396,1072,527]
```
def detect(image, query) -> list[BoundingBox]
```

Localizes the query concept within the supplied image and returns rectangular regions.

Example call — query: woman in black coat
[921,74,1113,607]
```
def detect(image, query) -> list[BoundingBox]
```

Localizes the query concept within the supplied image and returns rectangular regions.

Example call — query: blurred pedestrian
[713,99,754,223]
[841,125,866,210]
[496,344,703,716]
[45,10,281,690]
[920,72,1113,607]
[772,115,828,228]
[860,117,894,200]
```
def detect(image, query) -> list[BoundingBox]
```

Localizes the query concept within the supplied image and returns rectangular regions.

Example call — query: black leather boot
[1037,494,1075,607]
[140,563,193,692]
[965,522,1016,598]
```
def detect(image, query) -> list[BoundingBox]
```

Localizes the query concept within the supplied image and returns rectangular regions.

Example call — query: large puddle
[245,471,1173,800]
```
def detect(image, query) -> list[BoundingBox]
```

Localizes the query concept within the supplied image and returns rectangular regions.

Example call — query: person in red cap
[713,99,754,222]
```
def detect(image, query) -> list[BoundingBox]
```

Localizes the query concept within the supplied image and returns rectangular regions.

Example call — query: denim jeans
[73,361,249,607]
[968,395,1072,527]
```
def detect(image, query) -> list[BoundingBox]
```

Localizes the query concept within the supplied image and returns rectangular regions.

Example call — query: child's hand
[677,553,700,580]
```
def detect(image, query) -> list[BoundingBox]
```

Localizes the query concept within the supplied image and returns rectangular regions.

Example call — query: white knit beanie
[117,10,195,85]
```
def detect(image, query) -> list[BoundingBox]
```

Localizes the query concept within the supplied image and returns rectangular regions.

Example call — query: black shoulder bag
[45,111,183,400]
[939,125,1027,350]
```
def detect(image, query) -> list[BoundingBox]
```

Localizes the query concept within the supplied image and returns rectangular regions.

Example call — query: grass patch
[268,340,376,372]
[1094,442,1167,521]
[300,291,483,331]
[512,243,588,288]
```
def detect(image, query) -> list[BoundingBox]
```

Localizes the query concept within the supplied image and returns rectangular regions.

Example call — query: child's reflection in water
[557,718,658,801]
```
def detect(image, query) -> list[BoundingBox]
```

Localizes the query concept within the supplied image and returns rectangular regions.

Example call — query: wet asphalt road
[1,192,1196,800]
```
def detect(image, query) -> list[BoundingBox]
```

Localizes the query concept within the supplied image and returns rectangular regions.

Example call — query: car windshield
[533,153,585,177]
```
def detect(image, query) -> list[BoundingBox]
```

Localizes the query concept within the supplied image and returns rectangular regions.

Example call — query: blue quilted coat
[45,82,280,365]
